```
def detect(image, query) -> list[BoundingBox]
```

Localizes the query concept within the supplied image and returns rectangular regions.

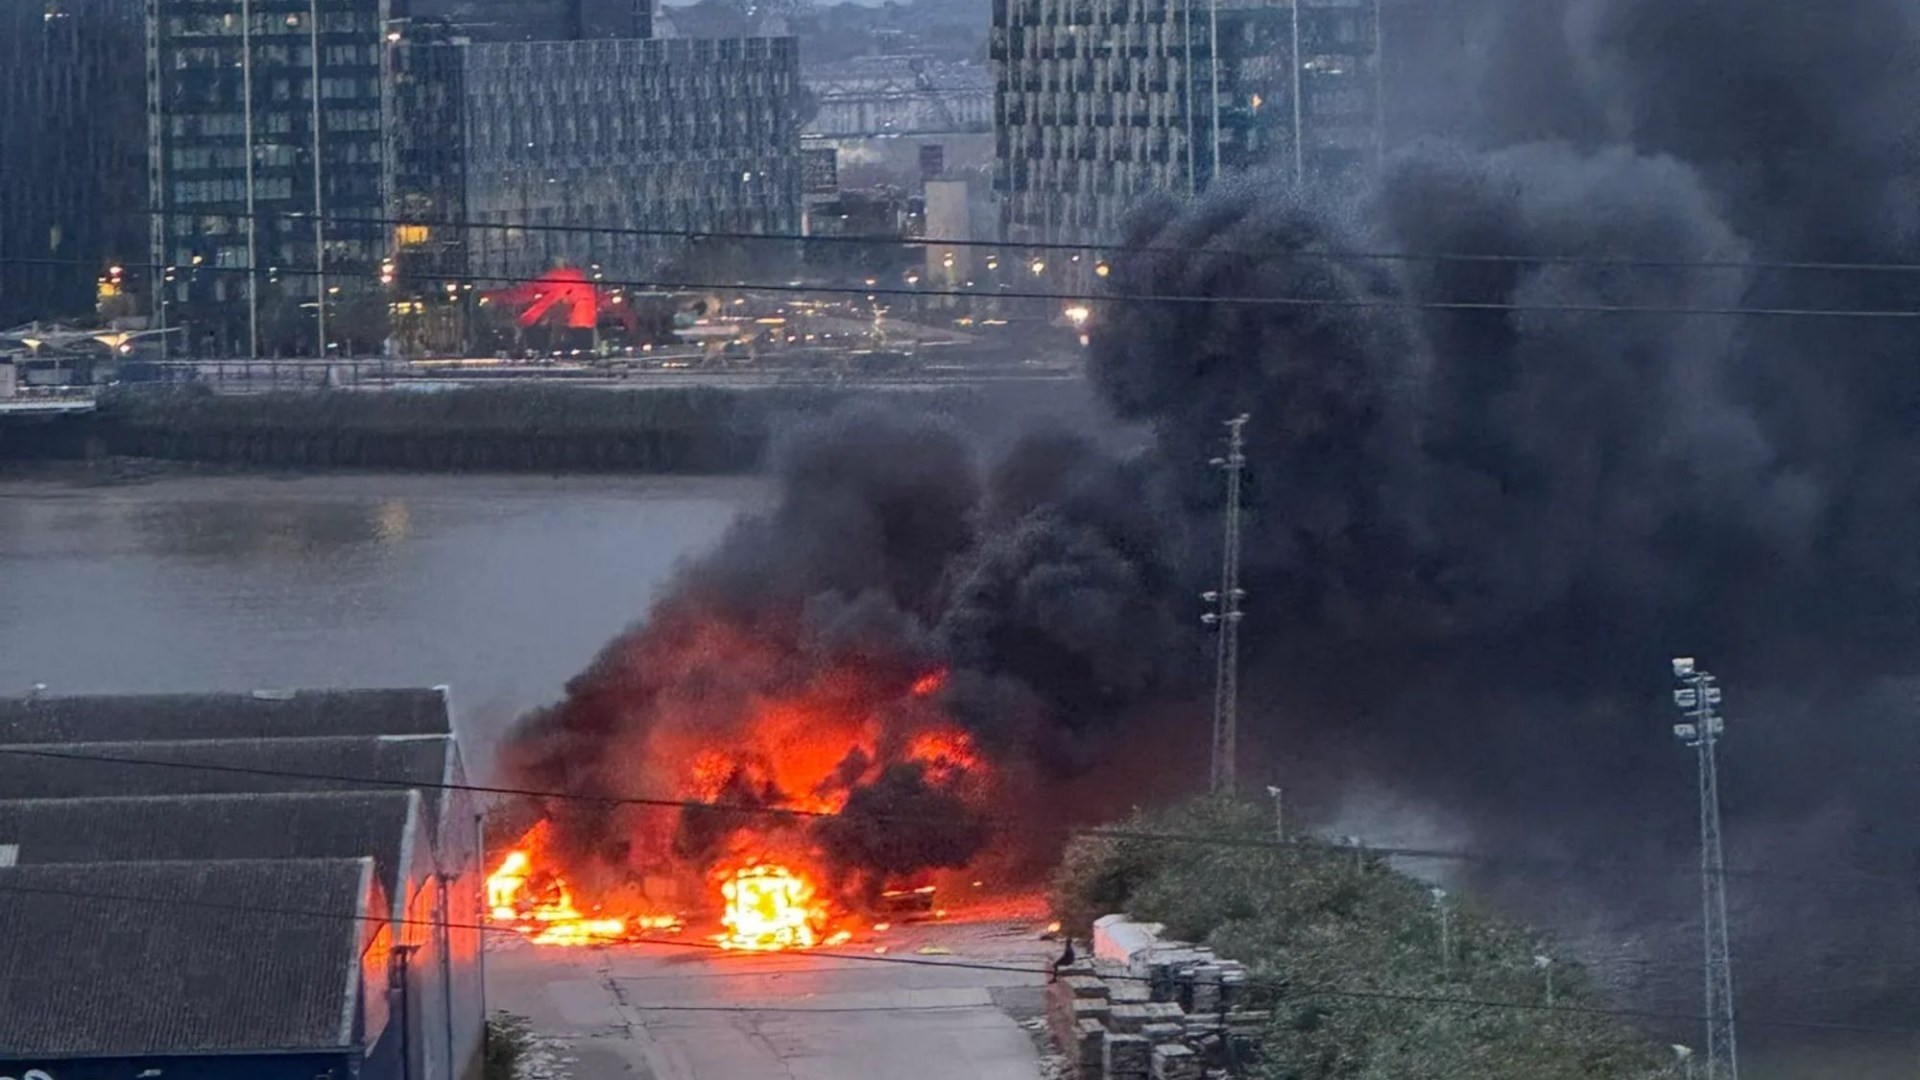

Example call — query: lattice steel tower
[1671,657,1738,1080]
[1204,415,1250,794]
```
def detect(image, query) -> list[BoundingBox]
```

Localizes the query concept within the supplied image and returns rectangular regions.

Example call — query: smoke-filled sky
[509,0,1920,1039]
[1092,0,1920,1030]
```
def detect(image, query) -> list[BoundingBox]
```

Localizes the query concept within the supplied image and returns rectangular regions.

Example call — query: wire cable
[124,206,1920,279]
[0,873,1912,1039]
[14,254,1920,321]
[1,743,1915,893]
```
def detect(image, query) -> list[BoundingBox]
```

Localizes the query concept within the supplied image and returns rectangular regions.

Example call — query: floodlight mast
[1204,414,1250,794]
[1672,656,1738,1080]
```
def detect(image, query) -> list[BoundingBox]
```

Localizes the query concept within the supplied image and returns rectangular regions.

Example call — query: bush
[1050,796,1680,1080]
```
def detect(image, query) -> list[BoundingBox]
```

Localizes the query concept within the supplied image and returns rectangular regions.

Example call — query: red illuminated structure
[486,268,640,334]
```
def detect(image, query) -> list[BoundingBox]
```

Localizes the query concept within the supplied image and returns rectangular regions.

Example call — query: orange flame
[911,669,949,697]
[717,864,828,951]
[906,727,979,783]
[485,823,680,947]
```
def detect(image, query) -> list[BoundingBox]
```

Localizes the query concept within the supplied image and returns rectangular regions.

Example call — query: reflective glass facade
[148,0,390,355]
[0,0,146,326]
[992,0,1380,244]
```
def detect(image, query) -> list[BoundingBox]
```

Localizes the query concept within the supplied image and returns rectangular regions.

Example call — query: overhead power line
[125,206,1920,278]
[0,743,1914,894]
[13,254,1920,322]
[0,874,1911,1038]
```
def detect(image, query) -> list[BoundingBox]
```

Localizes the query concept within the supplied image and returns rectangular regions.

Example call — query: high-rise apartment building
[147,0,391,356]
[461,36,803,283]
[992,0,1380,244]
[0,0,147,327]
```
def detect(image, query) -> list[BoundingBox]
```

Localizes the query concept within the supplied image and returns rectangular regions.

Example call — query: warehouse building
[0,686,455,741]
[0,688,484,1080]
[0,791,458,1080]
[0,858,395,1080]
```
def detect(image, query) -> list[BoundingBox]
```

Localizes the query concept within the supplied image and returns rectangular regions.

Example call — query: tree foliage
[1051,797,1682,1080]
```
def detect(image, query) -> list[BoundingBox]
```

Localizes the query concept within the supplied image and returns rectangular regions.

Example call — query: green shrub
[1051,796,1680,1080]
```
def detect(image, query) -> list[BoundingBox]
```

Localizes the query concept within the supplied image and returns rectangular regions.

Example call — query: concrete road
[489,915,1058,1080]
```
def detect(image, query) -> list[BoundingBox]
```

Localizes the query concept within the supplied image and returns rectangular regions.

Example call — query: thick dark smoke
[508,0,1920,1044]
[503,409,1190,901]
[1088,0,1920,1040]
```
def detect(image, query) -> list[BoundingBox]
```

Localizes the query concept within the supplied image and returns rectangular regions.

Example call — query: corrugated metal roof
[0,858,372,1057]
[0,735,454,820]
[0,687,451,745]
[0,791,420,901]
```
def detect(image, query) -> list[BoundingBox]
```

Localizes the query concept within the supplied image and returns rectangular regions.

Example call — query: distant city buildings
[805,57,992,138]
[140,0,797,355]
[461,36,804,283]
[389,18,469,290]
[410,0,653,42]
[0,0,146,328]
[4,0,1427,351]
[147,0,391,356]
[991,0,1382,244]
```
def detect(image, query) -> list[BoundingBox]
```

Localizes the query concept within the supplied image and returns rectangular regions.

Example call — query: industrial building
[460,35,804,283]
[0,0,147,327]
[991,0,1382,244]
[146,0,394,357]
[0,688,484,1080]
[1,858,397,1080]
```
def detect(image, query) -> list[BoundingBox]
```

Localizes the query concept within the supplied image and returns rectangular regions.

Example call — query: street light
[1533,954,1554,1006]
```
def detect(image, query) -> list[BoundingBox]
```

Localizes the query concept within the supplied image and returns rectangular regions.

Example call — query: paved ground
[488,914,1060,1080]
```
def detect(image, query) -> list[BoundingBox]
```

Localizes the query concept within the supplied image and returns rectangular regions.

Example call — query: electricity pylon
[1671,657,1738,1080]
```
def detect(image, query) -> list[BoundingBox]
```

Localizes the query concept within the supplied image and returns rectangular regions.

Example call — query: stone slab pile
[1045,915,1264,1080]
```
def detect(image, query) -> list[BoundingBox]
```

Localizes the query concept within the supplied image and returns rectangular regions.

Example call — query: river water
[0,472,760,774]
[0,470,1906,1078]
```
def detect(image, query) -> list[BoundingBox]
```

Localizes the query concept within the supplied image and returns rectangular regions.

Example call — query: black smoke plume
[1088,0,1920,1042]
[502,408,1190,902]
[507,0,1920,1047]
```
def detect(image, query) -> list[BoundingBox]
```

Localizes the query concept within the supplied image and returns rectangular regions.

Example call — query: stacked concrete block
[1051,918,1271,1080]
[1048,962,1116,1079]
[1151,1044,1201,1080]
[1103,1033,1151,1079]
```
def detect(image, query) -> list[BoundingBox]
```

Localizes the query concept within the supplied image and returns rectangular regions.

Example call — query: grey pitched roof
[0,735,455,822]
[0,791,420,901]
[0,687,452,745]
[0,858,373,1057]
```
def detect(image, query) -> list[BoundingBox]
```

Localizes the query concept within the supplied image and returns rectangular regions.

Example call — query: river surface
[0,472,760,773]
[0,470,1908,1078]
